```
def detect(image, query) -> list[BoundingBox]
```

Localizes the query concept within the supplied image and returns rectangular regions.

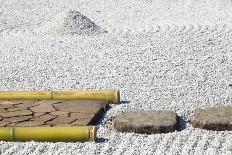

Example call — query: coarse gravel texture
[0,0,232,154]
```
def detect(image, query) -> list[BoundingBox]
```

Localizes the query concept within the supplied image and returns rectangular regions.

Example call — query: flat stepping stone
[114,111,178,134]
[0,100,106,127]
[193,106,232,131]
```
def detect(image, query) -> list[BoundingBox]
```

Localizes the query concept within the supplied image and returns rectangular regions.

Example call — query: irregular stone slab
[49,111,70,116]
[0,100,23,106]
[37,100,61,105]
[34,112,46,117]
[40,125,52,127]
[30,103,55,113]
[70,113,94,119]
[70,113,97,125]
[9,121,45,127]
[46,116,77,126]
[0,109,9,113]
[71,119,92,126]
[193,106,232,131]
[0,110,32,118]
[3,116,33,123]
[0,121,10,127]
[0,100,106,127]
[114,111,178,134]
[0,103,13,109]
[55,124,73,127]
[14,101,40,108]
[53,100,106,113]
[31,114,57,122]
[7,106,26,112]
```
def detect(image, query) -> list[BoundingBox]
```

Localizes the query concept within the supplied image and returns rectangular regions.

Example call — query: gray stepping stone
[114,111,178,134]
[192,106,232,131]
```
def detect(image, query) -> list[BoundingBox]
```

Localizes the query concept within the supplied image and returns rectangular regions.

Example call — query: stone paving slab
[114,111,178,134]
[0,100,106,127]
[192,106,232,131]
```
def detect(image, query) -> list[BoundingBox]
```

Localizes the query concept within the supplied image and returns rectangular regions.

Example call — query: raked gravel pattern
[1,0,232,154]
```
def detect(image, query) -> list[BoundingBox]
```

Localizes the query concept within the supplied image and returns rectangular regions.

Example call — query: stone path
[114,111,178,134]
[193,106,232,131]
[114,106,232,134]
[0,100,106,127]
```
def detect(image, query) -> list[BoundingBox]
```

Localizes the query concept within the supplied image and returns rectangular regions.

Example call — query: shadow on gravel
[96,137,109,143]
[94,100,131,126]
[60,10,107,35]
[120,100,131,104]
[178,116,188,131]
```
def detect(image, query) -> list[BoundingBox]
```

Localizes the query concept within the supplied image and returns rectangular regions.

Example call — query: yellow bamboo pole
[0,126,96,142]
[0,91,51,100]
[52,90,120,104]
[0,90,120,104]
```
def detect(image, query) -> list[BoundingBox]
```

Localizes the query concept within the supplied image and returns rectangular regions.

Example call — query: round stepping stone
[114,111,178,134]
[193,106,232,131]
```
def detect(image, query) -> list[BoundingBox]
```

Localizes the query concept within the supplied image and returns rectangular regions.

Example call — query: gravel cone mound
[59,10,106,35]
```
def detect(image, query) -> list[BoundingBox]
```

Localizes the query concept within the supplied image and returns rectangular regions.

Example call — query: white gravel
[1,0,232,154]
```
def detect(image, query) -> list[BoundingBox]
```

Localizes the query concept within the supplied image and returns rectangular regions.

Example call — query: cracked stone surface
[0,110,33,118]
[50,111,69,116]
[46,116,77,125]
[53,100,106,113]
[31,114,57,122]
[0,100,106,127]
[192,106,232,131]
[7,106,27,112]
[114,111,178,134]
[4,116,33,123]
[29,103,56,113]
[10,121,45,127]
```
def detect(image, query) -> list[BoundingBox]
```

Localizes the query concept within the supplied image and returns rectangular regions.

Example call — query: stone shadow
[177,116,188,131]
[93,100,131,124]
[96,137,109,143]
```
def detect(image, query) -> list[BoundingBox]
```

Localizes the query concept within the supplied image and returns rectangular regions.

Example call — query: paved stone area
[192,106,232,131]
[114,111,178,134]
[0,100,106,127]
